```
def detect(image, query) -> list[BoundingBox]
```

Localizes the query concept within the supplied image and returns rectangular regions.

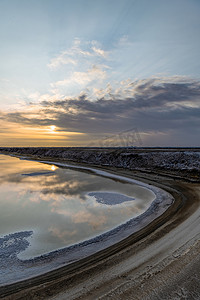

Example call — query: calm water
[0,154,155,258]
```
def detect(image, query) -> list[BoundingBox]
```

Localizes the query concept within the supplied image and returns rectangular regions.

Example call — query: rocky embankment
[0,147,200,181]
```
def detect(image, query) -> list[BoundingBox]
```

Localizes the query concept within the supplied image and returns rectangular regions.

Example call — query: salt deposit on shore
[87,191,135,205]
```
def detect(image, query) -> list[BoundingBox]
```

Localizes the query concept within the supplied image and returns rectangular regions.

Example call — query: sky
[0,0,200,147]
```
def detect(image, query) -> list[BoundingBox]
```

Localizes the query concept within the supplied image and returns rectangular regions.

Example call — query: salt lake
[0,154,155,259]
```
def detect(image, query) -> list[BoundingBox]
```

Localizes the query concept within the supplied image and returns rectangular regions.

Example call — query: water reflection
[0,154,155,258]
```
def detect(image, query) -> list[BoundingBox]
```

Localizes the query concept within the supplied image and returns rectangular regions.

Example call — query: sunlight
[51,165,56,171]
[50,125,56,132]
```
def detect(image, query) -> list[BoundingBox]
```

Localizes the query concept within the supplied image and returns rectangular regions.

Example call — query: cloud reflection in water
[0,155,154,258]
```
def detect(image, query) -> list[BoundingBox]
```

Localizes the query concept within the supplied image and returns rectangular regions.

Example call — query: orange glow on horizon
[0,120,85,147]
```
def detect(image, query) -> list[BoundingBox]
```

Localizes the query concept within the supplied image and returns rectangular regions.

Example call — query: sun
[51,165,56,171]
[50,125,56,131]
[48,125,57,133]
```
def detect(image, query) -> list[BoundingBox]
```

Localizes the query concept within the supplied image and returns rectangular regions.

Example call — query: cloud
[1,76,200,146]
[92,46,108,58]
[48,53,77,69]
[46,39,110,97]
[52,65,107,88]
[47,39,109,69]
[49,226,78,243]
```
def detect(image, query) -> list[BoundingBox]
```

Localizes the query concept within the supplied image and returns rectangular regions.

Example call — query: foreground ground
[0,148,199,299]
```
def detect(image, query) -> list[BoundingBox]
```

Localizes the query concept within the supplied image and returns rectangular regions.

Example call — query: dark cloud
[2,77,200,145]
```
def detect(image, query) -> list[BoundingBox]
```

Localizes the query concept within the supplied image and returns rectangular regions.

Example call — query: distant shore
[0,146,200,182]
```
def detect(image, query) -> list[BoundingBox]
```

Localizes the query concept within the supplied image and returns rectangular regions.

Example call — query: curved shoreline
[1,160,172,275]
[0,158,190,298]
